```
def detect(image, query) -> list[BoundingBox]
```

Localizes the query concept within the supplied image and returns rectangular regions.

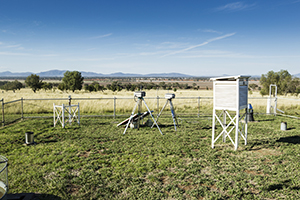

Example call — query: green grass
[0,114,300,199]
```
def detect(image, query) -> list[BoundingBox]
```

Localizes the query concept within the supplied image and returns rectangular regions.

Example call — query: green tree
[260,70,292,96]
[58,83,66,91]
[62,71,84,92]
[108,81,122,92]
[84,84,94,92]
[25,74,42,93]
[159,82,166,89]
[1,80,23,92]
[41,82,53,91]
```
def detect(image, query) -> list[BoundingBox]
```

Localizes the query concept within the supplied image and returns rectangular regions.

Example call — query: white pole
[78,103,80,125]
[212,81,216,149]
[234,79,239,151]
[62,104,65,128]
[53,103,56,127]
[212,109,216,149]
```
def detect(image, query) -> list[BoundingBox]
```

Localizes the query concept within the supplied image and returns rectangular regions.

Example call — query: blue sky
[0,0,300,76]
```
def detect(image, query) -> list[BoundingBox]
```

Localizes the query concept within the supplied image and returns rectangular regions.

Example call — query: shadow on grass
[276,136,300,144]
[156,124,177,128]
[7,193,61,200]
[247,139,277,150]
[265,179,300,191]
[42,140,58,144]
[257,118,274,122]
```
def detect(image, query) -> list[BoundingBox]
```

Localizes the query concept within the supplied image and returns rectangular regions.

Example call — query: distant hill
[0,70,193,78]
[0,71,32,77]
[1,69,297,78]
[294,73,300,78]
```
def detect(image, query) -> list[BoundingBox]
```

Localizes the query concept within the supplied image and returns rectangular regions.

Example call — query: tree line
[0,71,206,93]
[1,69,300,96]
[84,81,204,92]
[259,70,300,96]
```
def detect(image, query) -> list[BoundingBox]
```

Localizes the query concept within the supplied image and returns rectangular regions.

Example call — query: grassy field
[0,113,300,199]
[2,88,300,127]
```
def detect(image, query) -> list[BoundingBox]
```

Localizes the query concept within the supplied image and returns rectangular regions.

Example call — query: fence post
[157,96,159,117]
[68,95,72,125]
[113,97,116,119]
[198,97,200,117]
[21,97,24,120]
[2,98,4,127]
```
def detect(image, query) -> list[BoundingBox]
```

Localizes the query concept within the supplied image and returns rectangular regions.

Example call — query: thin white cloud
[40,54,59,57]
[6,44,22,48]
[90,33,113,39]
[181,50,300,59]
[0,52,31,56]
[201,29,223,34]
[161,33,236,57]
[216,2,256,12]
[156,42,190,49]
[0,51,59,57]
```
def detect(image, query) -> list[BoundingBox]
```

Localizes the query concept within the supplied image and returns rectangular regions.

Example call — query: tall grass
[1,89,300,116]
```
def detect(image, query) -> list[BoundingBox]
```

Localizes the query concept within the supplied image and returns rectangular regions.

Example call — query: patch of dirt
[249,148,282,157]
[160,176,170,185]
[44,171,58,180]
[78,151,90,158]
[178,184,196,191]
[68,184,81,195]
[244,169,265,176]
[71,169,81,177]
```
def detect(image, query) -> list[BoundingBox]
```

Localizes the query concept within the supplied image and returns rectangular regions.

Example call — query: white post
[222,110,226,142]
[78,103,80,125]
[62,104,65,128]
[53,103,56,127]
[212,109,216,149]
[234,79,239,151]
[266,97,271,114]
[212,81,216,149]
[234,110,239,150]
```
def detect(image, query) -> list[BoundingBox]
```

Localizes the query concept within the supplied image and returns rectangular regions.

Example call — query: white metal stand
[266,84,284,115]
[210,75,250,150]
[123,97,163,135]
[151,98,178,131]
[212,109,248,150]
[53,103,80,128]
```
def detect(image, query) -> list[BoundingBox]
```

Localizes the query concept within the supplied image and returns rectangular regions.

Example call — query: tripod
[152,94,179,131]
[123,93,163,135]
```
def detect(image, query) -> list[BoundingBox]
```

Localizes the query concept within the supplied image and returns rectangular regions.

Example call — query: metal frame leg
[142,99,163,135]
[123,99,139,135]
[151,100,168,128]
[169,100,178,131]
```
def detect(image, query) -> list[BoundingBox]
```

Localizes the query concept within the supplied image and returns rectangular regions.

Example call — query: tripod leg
[137,99,142,129]
[151,100,168,128]
[123,99,139,135]
[142,99,163,135]
[169,100,178,131]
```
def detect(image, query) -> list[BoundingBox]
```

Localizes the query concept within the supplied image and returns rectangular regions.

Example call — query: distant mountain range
[0,70,195,78]
[0,70,298,78]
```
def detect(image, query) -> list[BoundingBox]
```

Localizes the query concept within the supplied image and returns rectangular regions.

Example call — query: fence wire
[1,95,300,126]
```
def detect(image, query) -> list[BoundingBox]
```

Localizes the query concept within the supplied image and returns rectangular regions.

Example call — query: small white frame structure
[151,93,178,131]
[53,103,80,128]
[210,75,250,150]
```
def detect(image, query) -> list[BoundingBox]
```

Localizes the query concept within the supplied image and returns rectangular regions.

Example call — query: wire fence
[1,95,300,126]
